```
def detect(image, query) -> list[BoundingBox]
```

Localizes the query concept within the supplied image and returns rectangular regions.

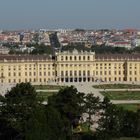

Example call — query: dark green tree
[135,110,140,137]
[121,110,137,137]
[48,86,85,139]
[98,98,124,138]
[84,94,100,131]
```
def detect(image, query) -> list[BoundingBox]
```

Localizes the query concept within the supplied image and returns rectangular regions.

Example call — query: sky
[0,0,140,30]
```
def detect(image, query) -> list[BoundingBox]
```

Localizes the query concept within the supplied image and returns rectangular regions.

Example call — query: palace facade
[0,50,140,84]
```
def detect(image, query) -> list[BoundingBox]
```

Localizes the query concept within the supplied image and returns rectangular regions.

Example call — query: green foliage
[98,98,124,138]
[33,32,39,44]
[84,94,100,130]
[1,83,140,140]
[48,86,85,127]
[120,110,140,137]
[31,44,54,55]
[61,45,130,54]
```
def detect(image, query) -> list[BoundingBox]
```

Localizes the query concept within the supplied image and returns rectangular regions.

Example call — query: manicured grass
[34,85,65,90]
[116,104,140,112]
[113,137,140,140]
[93,84,140,89]
[37,91,57,100]
[101,91,140,100]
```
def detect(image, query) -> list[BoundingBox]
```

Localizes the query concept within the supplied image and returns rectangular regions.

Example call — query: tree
[0,83,43,140]
[98,98,124,138]
[135,109,140,137]
[121,110,137,137]
[84,94,100,131]
[48,86,85,138]
[33,32,39,44]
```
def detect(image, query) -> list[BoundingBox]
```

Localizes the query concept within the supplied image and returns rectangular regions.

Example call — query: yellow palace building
[0,49,140,84]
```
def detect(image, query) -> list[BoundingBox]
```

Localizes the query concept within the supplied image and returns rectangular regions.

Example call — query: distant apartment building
[111,41,131,49]
[0,46,9,54]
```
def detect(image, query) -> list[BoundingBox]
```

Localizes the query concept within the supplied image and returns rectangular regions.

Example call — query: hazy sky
[0,0,140,29]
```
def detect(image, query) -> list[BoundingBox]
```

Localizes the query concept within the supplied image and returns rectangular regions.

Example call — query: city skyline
[0,0,140,30]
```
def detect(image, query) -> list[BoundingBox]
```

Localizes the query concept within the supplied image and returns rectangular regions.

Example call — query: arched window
[66,56,68,60]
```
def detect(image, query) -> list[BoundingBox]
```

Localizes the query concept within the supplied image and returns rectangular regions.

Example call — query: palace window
[96,71,98,75]
[88,71,90,76]
[83,56,85,60]
[74,71,77,76]
[66,56,68,60]
[66,71,68,76]
[48,72,50,76]
[100,71,102,75]
[70,71,72,76]
[79,71,81,76]
[119,77,121,81]
[61,56,63,61]
[83,71,86,76]
[61,71,64,76]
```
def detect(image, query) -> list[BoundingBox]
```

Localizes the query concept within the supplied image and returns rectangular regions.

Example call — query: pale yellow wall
[0,52,140,84]
[0,60,55,84]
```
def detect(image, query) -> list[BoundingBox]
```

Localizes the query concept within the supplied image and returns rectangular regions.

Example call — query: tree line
[0,83,140,140]
[4,42,140,55]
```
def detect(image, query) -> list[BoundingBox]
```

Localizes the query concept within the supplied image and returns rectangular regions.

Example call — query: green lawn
[101,91,140,100]
[113,137,140,140]
[93,84,140,89]
[34,85,65,90]
[37,91,57,100]
[116,104,140,112]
